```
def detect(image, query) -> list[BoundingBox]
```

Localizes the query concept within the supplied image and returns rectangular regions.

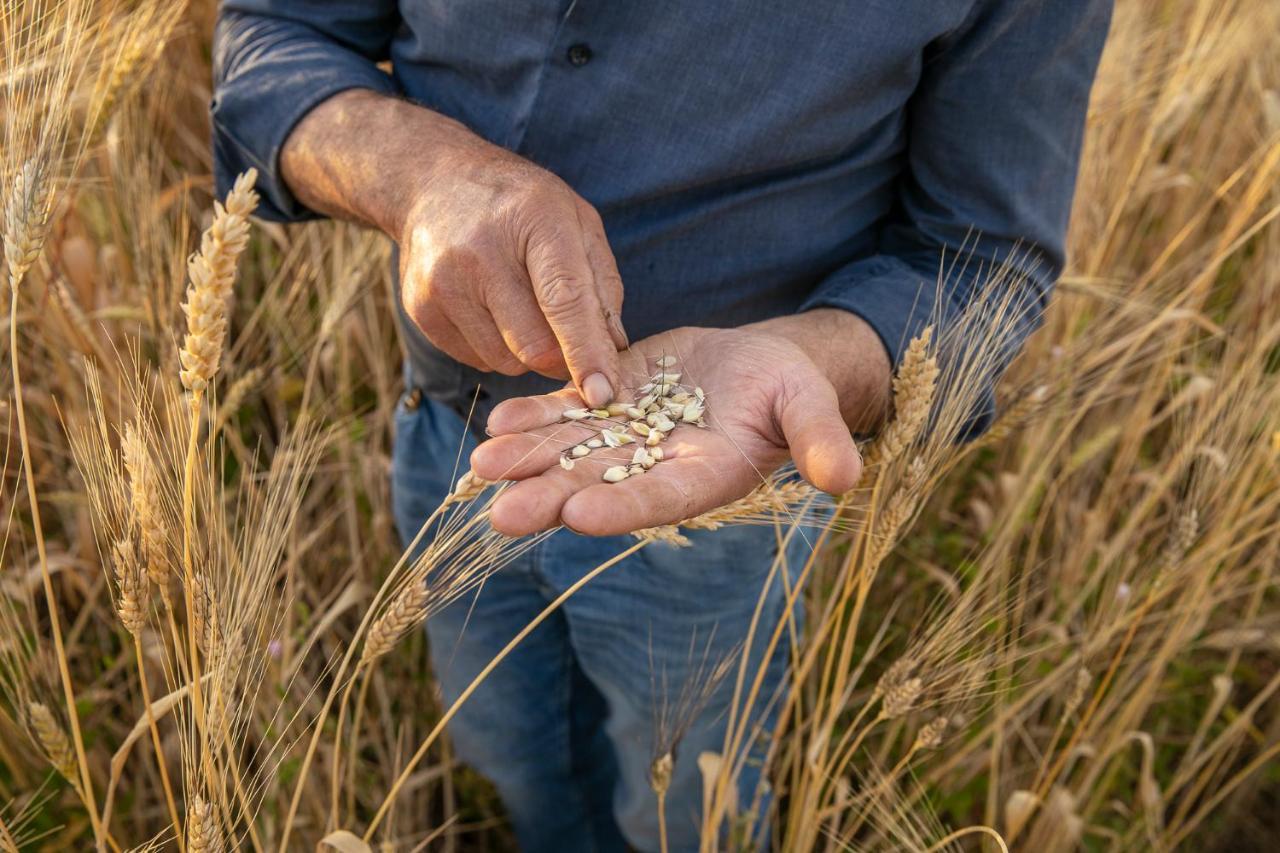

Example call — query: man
[212,1,1110,849]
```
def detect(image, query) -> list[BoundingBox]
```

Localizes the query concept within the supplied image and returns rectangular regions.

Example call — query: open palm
[470,326,862,536]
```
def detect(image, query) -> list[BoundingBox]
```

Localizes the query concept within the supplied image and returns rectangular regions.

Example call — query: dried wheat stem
[176,171,257,795]
[128,631,185,852]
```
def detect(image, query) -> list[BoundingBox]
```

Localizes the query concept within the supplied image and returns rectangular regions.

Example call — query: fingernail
[583,373,613,408]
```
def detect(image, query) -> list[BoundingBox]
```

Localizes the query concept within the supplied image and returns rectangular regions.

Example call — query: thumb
[777,373,863,494]
[525,217,621,409]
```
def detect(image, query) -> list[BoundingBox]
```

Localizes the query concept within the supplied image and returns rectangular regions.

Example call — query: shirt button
[566,43,593,67]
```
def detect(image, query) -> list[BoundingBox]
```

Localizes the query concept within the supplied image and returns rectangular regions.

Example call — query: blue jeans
[392,391,811,852]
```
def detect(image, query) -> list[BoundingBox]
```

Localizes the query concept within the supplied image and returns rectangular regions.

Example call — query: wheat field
[1,0,1278,850]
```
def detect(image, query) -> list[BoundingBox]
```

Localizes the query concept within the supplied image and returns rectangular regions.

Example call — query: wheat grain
[1005,790,1039,839]
[554,353,706,480]
[178,169,258,394]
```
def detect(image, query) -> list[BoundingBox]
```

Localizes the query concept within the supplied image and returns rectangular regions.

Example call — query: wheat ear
[3,160,52,292]
[111,538,147,636]
[362,580,430,665]
[445,470,492,505]
[27,702,77,782]
[866,327,939,468]
[178,169,258,394]
[123,422,170,586]
[185,796,221,852]
[209,366,264,442]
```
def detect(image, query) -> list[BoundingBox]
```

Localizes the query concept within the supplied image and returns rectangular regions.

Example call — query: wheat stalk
[5,154,103,837]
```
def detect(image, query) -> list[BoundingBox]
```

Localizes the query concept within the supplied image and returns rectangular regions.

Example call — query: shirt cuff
[211,12,400,222]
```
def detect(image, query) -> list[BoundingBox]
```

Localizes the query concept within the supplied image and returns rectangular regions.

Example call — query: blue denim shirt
[211,0,1111,434]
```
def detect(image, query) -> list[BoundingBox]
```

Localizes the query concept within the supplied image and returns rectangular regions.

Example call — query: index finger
[524,214,622,409]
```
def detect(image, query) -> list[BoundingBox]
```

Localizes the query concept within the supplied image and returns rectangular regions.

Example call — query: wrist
[280,89,486,239]
[747,309,892,433]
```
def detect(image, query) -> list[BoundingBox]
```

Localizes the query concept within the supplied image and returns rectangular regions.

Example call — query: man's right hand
[280,89,627,408]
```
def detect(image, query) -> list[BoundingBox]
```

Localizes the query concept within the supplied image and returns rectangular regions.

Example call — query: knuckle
[492,358,526,377]
[536,272,590,313]
[598,271,624,302]
[520,343,566,374]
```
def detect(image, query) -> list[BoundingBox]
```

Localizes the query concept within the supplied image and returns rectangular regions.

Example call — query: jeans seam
[557,638,597,853]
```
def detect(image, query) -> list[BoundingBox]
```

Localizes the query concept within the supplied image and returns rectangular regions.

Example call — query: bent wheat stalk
[5,159,104,845]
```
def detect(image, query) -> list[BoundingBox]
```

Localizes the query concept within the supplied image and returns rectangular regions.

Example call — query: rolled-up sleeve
[212,1,401,221]
[801,0,1111,435]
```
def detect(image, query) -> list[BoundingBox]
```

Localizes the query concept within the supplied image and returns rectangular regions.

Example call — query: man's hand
[470,312,892,536]
[281,89,627,407]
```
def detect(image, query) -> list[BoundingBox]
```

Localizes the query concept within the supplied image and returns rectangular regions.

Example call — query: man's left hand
[470,312,891,536]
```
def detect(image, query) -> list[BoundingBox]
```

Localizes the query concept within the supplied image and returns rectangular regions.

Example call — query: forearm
[747,309,892,435]
[280,89,487,238]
